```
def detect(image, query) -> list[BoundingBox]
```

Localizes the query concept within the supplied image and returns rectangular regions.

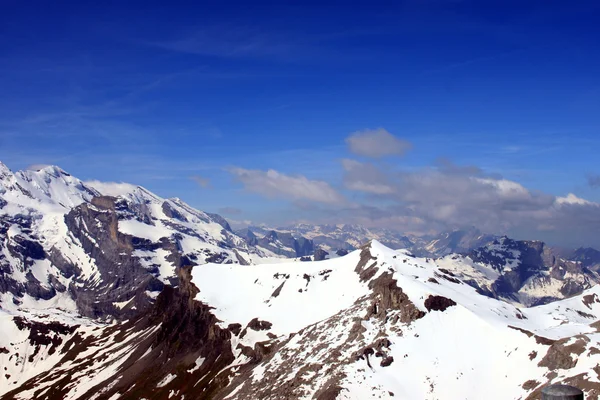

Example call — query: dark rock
[367,272,426,323]
[314,248,329,261]
[538,336,588,370]
[583,294,600,309]
[380,356,394,367]
[228,323,242,336]
[247,318,273,331]
[316,385,343,400]
[271,281,285,298]
[424,295,457,312]
[522,380,539,391]
[162,201,188,222]
[7,235,45,261]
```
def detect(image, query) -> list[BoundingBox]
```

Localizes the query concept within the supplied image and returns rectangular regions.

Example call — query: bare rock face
[13,317,79,362]
[314,248,330,261]
[162,201,188,222]
[538,336,589,370]
[368,272,426,323]
[65,197,166,320]
[355,244,378,281]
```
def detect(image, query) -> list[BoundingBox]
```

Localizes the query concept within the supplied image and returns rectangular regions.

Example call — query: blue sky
[1,1,600,245]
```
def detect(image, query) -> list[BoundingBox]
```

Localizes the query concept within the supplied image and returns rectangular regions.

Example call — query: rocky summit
[2,162,600,399]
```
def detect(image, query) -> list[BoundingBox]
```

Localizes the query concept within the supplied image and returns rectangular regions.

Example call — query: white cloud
[85,180,138,197]
[345,128,412,158]
[555,193,596,206]
[229,167,345,204]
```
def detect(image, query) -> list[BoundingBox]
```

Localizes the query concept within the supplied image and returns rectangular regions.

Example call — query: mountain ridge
[4,240,600,398]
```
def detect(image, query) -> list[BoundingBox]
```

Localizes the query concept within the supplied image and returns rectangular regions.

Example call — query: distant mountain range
[2,161,600,398]
[237,224,600,306]
[238,223,414,256]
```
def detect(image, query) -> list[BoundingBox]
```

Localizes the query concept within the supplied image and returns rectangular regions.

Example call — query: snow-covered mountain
[0,162,278,320]
[3,240,600,399]
[240,224,497,258]
[438,236,600,306]
[416,227,497,257]
[237,227,315,258]
[243,224,600,306]
[3,161,600,399]
[240,223,415,254]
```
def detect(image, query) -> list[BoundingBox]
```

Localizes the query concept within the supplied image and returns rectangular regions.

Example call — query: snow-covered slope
[4,240,600,399]
[187,240,600,399]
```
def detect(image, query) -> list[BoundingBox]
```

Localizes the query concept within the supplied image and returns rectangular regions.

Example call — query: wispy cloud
[25,163,52,171]
[228,167,345,204]
[190,175,211,188]
[144,25,304,61]
[419,47,530,76]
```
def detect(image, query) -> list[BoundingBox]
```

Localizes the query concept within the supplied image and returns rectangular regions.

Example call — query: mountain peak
[37,164,70,176]
[0,160,10,172]
[0,161,13,181]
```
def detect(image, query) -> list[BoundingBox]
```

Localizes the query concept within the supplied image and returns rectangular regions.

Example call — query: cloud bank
[225,129,600,247]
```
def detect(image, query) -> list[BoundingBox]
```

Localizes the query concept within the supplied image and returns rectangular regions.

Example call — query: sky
[1,0,600,247]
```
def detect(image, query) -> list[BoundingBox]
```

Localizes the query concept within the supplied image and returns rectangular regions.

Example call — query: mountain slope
[237,227,315,258]
[4,241,600,399]
[191,241,600,399]
[437,236,600,306]
[0,162,278,320]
